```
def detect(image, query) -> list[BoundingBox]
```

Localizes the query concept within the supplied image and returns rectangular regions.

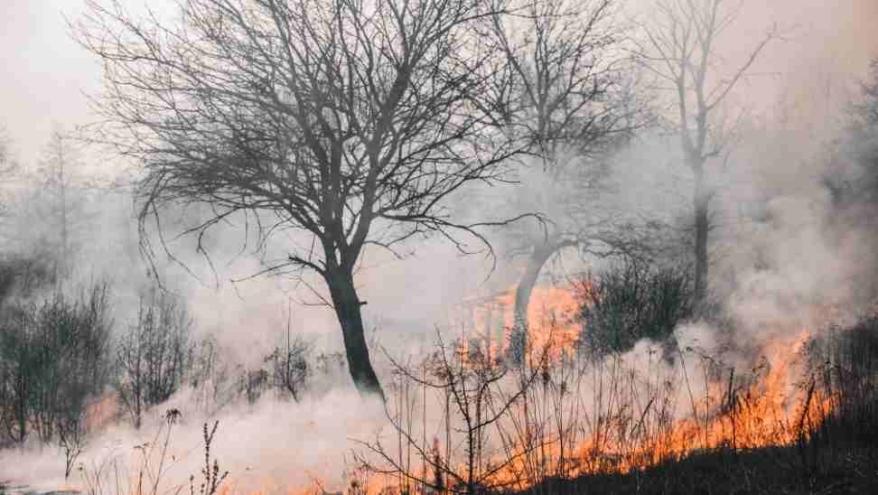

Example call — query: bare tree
[116,292,192,428]
[0,127,18,218]
[78,0,522,398]
[57,406,86,479]
[0,127,11,173]
[489,0,637,359]
[37,127,84,279]
[833,59,878,206]
[267,308,310,401]
[0,284,111,449]
[0,308,35,444]
[356,333,545,495]
[637,0,774,305]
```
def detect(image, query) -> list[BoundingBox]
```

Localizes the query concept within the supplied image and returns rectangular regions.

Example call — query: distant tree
[267,311,310,402]
[0,127,19,218]
[187,335,232,413]
[0,308,34,444]
[37,127,85,278]
[819,60,878,300]
[57,407,86,479]
[240,367,269,405]
[637,0,774,306]
[0,127,97,281]
[47,286,111,479]
[0,127,10,172]
[0,126,16,173]
[0,253,55,306]
[835,60,878,205]
[116,292,192,428]
[268,338,309,402]
[490,0,638,360]
[0,284,111,447]
[78,0,522,397]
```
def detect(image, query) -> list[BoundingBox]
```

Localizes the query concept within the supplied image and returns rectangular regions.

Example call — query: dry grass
[353,315,878,495]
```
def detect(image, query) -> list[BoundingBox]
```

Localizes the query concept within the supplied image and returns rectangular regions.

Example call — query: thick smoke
[0,0,876,492]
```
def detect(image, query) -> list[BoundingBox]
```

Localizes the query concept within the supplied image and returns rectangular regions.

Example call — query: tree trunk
[325,268,385,399]
[693,166,710,306]
[510,241,562,364]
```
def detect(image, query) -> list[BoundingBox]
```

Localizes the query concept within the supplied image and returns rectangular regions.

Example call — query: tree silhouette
[78,0,522,396]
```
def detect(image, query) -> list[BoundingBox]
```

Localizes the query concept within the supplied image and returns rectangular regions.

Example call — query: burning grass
[9,286,878,495]
[345,286,877,495]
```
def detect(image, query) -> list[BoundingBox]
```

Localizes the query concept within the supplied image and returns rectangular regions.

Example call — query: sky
[0,0,98,165]
[1,0,877,166]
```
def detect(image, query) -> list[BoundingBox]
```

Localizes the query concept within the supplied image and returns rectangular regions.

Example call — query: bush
[0,253,55,306]
[0,284,112,447]
[116,292,193,428]
[578,260,693,355]
[235,331,310,404]
[810,317,878,449]
[266,330,309,402]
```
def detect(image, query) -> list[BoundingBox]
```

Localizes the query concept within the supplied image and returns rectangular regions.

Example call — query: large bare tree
[490,0,636,357]
[78,0,520,397]
[638,0,773,305]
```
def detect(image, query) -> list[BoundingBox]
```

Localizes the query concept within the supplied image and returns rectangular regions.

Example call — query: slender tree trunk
[325,268,384,399]
[15,370,27,443]
[510,240,564,364]
[59,167,68,276]
[692,165,710,305]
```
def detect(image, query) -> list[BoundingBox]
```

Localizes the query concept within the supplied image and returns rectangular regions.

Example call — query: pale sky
[1,0,99,165]
[1,0,876,167]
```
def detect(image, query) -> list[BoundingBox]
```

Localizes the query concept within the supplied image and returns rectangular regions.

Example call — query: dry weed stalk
[355,321,838,494]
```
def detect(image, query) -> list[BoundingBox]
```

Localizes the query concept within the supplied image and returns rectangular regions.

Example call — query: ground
[514,446,878,495]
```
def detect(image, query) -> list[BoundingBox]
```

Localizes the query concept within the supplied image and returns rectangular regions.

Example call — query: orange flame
[457,286,834,486]
[456,283,584,364]
[201,285,836,495]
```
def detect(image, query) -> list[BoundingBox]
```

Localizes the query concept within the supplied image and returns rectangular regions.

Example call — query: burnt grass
[511,445,878,495]
[510,320,878,495]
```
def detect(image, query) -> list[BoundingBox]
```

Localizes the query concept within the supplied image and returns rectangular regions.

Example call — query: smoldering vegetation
[0,0,877,494]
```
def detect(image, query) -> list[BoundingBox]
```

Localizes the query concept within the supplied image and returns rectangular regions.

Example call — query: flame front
[402,285,833,493]
[199,285,836,495]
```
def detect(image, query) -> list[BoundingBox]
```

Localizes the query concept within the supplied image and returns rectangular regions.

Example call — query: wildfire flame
[443,284,834,488]
[178,284,836,495]
[455,283,584,363]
